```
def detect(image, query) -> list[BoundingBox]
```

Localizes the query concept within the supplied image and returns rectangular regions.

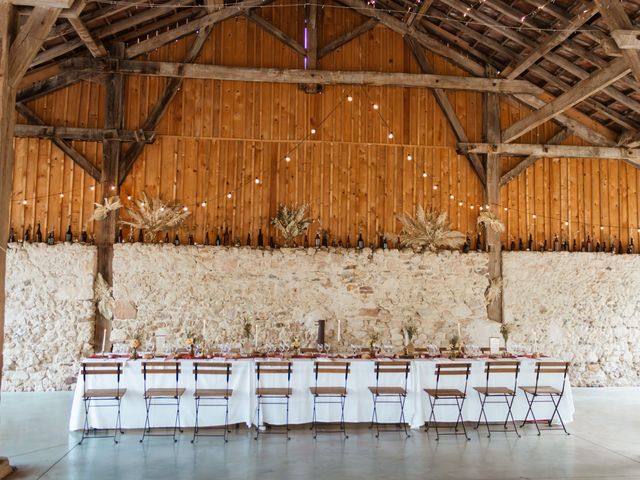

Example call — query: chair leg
[521,392,541,435]
[140,397,151,443]
[191,397,200,444]
[455,397,470,441]
[549,395,570,435]
[79,398,89,445]
[312,395,318,439]
[224,398,230,443]
[340,395,348,439]
[173,397,181,443]
[478,394,490,438]
[254,397,261,440]
[373,395,380,438]
[114,397,123,444]
[505,394,520,438]
[285,396,291,441]
[399,394,410,438]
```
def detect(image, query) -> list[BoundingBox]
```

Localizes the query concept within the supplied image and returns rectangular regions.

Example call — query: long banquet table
[69,357,574,431]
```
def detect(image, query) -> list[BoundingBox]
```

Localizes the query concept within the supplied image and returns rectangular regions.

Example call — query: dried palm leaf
[477,210,505,234]
[485,277,504,307]
[94,273,115,320]
[92,196,121,222]
[271,203,313,246]
[391,206,465,252]
[119,192,190,241]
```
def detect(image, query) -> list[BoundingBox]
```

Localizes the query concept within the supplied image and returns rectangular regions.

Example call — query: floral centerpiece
[447,334,465,359]
[500,322,511,356]
[402,319,419,355]
[129,336,142,360]
[367,330,380,357]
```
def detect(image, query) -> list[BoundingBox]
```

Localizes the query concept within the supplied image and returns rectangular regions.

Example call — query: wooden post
[0,2,17,475]
[484,65,502,324]
[95,43,124,352]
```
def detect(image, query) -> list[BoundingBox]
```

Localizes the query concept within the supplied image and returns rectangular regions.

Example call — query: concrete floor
[0,388,639,480]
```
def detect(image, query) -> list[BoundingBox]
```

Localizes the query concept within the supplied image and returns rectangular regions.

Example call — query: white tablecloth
[69,357,574,431]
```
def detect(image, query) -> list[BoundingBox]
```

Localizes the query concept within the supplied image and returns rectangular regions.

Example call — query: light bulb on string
[59,193,64,198]
[449,194,454,200]
[458,201,463,207]
[372,104,379,110]
[255,177,260,184]
[127,195,132,201]
[183,206,188,212]
[565,221,569,226]
[227,192,232,199]
[422,171,427,178]
[347,95,353,102]
[479,206,483,211]
[201,201,207,207]
[110,185,116,191]
[140,201,145,207]
[22,200,27,205]
[470,205,475,210]
[310,128,317,135]
[90,185,95,191]
[600,226,604,230]
[532,214,537,219]
[407,154,412,161]
[284,156,291,162]
[388,132,394,139]
[432,185,438,190]
[504,207,508,212]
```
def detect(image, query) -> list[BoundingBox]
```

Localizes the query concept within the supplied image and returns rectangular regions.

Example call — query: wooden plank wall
[7,3,640,249]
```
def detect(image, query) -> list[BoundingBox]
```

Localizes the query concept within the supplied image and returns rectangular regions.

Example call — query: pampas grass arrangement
[485,277,504,306]
[477,210,505,234]
[271,203,313,247]
[119,192,190,241]
[92,196,121,222]
[94,273,115,320]
[393,206,465,252]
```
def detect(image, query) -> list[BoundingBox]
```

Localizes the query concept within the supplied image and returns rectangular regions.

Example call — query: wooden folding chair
[309,361,350,439]
[368,361,411,438]
[473,361,521,437]
[140,361,185,443]
[424,363,472,441]
[519,361,570,435]
[254,361,293,440]
[192,362,233,443]
[79,362,126,445]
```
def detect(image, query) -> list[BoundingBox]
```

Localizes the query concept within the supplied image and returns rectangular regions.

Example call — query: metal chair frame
[368,361,411,438]
[519,361,570,435]
[254,361,293,440]
[192,362,233,443]
[310,361,350,439]
[473,361,521,438]
[79,362,126,445]
[140,361,185,443]
[425,363,472,441]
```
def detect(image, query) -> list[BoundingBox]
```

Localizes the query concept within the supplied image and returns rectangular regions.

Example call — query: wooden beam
[17,68,92,103]
[502,57,630,143]
[11,0,72,7]
[318,18,376,58]
[406,37,485,185]
[596,0,640,85]
[301,0,322,94]
[611,30,640,49]
[15,102,101,180]
[337,0,486,76]
[0,9,18,478]
[405,0,434,27]
[499,129,570,185]
[96,43,124,353]
[14,124,155,142]
[483,64,502,323]
[65,57,543,94]
[9,5,62,86]
[67,15,107,58]
[119,25,214,185]
[125,0,271,59]
[245,10,305,56]
[458,142,640,165]
[503,5,598,79]
[618,130,640,148]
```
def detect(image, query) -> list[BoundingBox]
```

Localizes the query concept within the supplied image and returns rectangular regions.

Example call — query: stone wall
[2,243,96,391]
[503,252,640,387]
[4,244,640,391]
[111,245,495,353]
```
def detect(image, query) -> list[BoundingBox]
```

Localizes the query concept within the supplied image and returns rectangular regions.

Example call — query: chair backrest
[533,361,570,395]
[81,362,123,394]
[434,362,471,395]
[374,361,410,391]
[141,361,181,393]
[313,361,350,389]
[483,361,520,391]
[255,361,293,389]
[193,362,232,389]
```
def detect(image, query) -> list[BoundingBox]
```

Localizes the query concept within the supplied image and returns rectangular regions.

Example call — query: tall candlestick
[457,322,461,338]
[101,328,106,355]
[337,320,341,343]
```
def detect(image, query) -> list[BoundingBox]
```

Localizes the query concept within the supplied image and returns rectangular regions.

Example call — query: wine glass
[317,344,324,355]
[383,344,393,357]
[426,344,439,357]
[373,344,381,357]
[323,343,330,356]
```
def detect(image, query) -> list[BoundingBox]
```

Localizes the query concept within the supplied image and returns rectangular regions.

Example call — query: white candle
[254,325,259,348]
[457,322,461,338]
[337,320,341,343]
[533,331,538,352]
[403,328,408,347]
[101,328,106,355]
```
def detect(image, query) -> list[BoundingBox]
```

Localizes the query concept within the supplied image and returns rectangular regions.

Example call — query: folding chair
[140,361,185,443]
[254,361,293,440]
[192,362,233,443]
[78,362,126,445]
[309,361,350,439]
[368,361,411,438]
[473,361,521,438]
[519,361,570,435]
[424,363,471,441]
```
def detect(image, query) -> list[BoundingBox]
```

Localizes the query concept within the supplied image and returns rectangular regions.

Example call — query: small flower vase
[243,339,253,355]
[405,342,415,356]
[190,344,195,357]
[131,347,138,360]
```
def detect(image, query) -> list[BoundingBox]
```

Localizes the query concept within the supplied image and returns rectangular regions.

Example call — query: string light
[310,128,317,135]
[372,104,379,110]
[255,177,260,184]
[59,193,64,198]
[183,206,188,212]
[284,156,291,162]
[422,171,427,177]
[110,185,116,191]
[532,214,537,219]
[458,201,463,207]
[140,201,145,206]
[347,95,353,102]
[432,185,438,190]
[90,185,95,191]
[470,205,475,210]
[449,194,455,200]
[127,195,132,200]
[504,207,508,212]
[22,200,27,205]
[227,192,232,199]
[406,154,412,161]
[201,201,207,207]
[388,132,394,139]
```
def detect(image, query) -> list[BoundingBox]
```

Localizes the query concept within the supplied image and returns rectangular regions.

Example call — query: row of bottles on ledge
[503,234,635,254]
[8,224,93,245]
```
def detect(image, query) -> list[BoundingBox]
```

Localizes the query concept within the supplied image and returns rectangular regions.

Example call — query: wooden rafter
[119,25,214,185]
[611,30,640,49]
[246,10,305,56]
[306,0,319,69]
[596,0,640,85]
[16,102,101,180]
[66,0,107,58]
[17,69,96,103]
[406,37,485,185]
[318,18,377,58]
[499,129,571,185]
[65,57,543,94]
[503,57,631,143]
[14,124,155,143]
[405,0,434,27]
[10,0,72,6]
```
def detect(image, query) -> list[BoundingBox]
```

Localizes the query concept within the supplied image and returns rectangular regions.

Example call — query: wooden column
[484,65,502,323]
[95,43,124,352]
[0,2,17,476]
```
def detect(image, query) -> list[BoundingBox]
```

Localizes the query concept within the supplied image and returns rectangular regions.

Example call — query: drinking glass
[317,344,324,355]
[323,343,330,356]
[426,344,439,356]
